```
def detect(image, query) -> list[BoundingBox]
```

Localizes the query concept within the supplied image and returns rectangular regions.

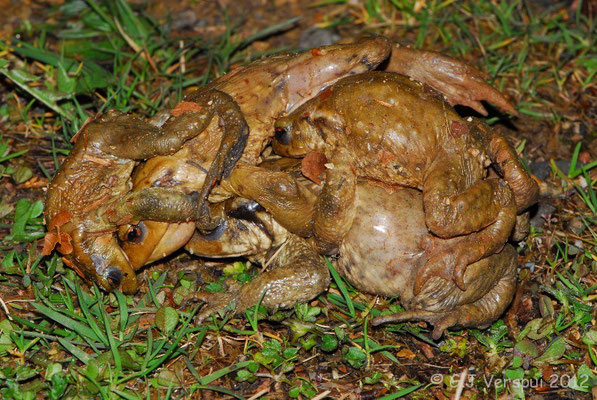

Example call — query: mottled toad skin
[121,156,517,338]
[120,36,517,272]
[249,72,539,293]
[187,178,518,339]
[47,36,521,294]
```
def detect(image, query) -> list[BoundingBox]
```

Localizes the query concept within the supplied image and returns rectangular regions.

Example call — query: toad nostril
[274,126,291,145]
[105,267,123,288]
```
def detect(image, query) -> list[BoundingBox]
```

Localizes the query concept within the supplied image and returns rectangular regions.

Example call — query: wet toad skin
[187,179,517,339]
[232,71,538,293]
[46,35,520,293]
[121,36,517,272]
[121,156,517,338]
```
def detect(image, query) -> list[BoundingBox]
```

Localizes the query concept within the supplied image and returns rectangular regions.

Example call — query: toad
[44,90,249,293]
[46,36,518,293]
[221,72,538,293]
[121,36,518,271]
[123,158,517,339]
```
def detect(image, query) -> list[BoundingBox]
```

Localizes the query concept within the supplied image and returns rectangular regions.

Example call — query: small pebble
[530,202,556,228]
[299,28,340,49]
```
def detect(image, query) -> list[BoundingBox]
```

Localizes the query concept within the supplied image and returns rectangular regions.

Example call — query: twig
[263,240,289,269]
[247,387,269,400]
[0,295,13,321]
[311,390,332,400]
[452,369,467,400]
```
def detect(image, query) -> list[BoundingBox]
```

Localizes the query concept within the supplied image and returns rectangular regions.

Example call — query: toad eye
[274,126,291,145]
[125,222,146,244]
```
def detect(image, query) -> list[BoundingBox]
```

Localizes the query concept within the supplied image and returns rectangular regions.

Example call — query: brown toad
[221,72,537,293]
[185,175,518,339]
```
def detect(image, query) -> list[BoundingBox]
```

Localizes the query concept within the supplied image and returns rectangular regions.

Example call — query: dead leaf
[395,348,417,360]
[579,151,591,163]
[418,341,435,359]
[41,232,58,256]
[48,210,72,231]
[301,152,327,184]
[19,176,49,189]
[42,231,73,256]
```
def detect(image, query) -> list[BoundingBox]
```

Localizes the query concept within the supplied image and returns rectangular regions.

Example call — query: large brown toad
[221,72,537,293]
[125,163,517,339]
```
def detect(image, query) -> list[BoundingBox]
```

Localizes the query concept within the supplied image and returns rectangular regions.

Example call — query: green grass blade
[32,303,103,344]
[0,67,73,120]
[99,298,122,376]
[57,337,94,365]
[377,384,423,399]
[111,389,142,400]
[199,360,254,385]
[114,290,129,331]
[325,257,355,318]
[75,284,109,346]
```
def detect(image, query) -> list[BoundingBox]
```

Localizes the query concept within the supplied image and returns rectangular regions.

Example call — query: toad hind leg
[419,155,517,292]
[373,244,517,340]
[385,44,517,116]
[191,234,330,322]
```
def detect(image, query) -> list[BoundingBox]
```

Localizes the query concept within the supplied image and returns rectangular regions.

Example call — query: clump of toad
[220,72,538,293]
[44,36,523,296]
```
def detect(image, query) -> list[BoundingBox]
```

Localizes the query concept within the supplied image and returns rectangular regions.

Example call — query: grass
[0,0,596,398]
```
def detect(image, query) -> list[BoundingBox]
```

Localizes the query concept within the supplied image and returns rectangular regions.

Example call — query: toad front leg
[103,90,249,231]
[185,234,330,322]
[311,160,357,255]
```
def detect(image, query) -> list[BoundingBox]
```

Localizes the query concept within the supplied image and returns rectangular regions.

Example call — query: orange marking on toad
[449,120,469,138]
[171,101,204,117]
[377,149,397,165]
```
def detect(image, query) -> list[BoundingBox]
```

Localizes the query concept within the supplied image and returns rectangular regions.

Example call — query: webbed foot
[374,245,517,340]
[373,309,463,340]
[385,45,517,116]
[414,236,469,294]
[184,290,239,323]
